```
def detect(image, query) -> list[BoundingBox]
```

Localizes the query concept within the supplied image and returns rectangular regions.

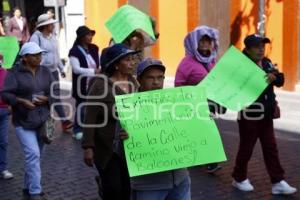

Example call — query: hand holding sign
[198,46,269,111]
[115,86,226,177]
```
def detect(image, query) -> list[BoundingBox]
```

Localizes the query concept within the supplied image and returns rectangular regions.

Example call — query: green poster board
[105,5,156,43]
[0,37,19,69]
[115,86,227,177]
[199,46,269,111]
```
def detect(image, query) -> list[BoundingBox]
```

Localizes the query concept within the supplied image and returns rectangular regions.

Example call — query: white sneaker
[232,179,254,192]
[272,180,297,195]
[1,170,14,179]
[73,132,83,140]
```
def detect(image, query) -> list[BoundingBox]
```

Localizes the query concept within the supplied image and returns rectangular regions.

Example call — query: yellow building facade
[84,0,299,91]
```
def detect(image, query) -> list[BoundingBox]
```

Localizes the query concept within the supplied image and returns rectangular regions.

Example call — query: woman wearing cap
[1,42,58,199]
[82,44,139,200]
[231,34,297,195]
[7,7,30,46]
[175,25,225,174]
[68,26,101,140]
[30,13,73,133]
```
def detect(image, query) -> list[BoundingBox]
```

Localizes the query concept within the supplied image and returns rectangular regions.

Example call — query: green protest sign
[115,86,227,177]
[198,45,269,111]
[105,5,156,43]
[0,37,19,69]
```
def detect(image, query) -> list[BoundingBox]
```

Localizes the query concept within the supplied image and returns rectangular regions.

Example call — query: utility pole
[54,0,60,37]
[258,0,265,36]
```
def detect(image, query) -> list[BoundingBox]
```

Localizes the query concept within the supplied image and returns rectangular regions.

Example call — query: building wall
[200,0,231,57]
[282,0,299,90]
[230,0,299,91]
[230,0,283,71]
[84,0,118,50]
[84,0,299,91]
[158,0,187,76]
[65,0,85,51]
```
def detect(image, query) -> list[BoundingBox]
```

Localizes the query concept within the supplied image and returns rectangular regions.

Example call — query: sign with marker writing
[198,45,269,111]
[115,86,226,177]
[105,5,156,43]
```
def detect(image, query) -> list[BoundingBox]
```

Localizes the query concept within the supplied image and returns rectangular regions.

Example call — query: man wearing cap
[69,25,100,140]
[2,42,58,199]
[232,34,297,195]
[30,13,73,132]
[123,58,191,200]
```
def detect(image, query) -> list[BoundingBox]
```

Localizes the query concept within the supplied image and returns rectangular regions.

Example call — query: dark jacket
[69,44,99,102]
[240,52,284,119]
[82,75,138,169]
[1,63,57,130]
[7,17,30,44]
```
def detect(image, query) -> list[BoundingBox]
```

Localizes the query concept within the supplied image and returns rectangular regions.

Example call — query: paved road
[0,117,299,200]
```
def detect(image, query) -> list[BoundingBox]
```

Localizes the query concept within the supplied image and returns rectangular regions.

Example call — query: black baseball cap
[244,34,270,47]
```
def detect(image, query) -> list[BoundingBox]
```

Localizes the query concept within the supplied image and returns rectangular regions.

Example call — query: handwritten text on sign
[115,86,227,177]
[198,46,269,111]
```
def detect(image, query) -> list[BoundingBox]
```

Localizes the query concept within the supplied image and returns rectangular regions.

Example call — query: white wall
[64,0,85,51]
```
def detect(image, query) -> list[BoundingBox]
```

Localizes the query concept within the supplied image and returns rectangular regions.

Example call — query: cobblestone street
[1,117,299,200]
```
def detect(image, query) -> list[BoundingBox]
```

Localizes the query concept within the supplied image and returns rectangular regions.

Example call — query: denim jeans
[73,99,85,134]
[0,108,9,172]
[132,176,191,200]
[52,70,67,122]
[15,126,43,195]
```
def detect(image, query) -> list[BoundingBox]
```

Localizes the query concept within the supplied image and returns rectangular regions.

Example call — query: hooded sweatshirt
[175,26,219,86]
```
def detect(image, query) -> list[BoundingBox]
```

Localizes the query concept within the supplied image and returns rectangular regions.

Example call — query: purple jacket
[175,55,216,86]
